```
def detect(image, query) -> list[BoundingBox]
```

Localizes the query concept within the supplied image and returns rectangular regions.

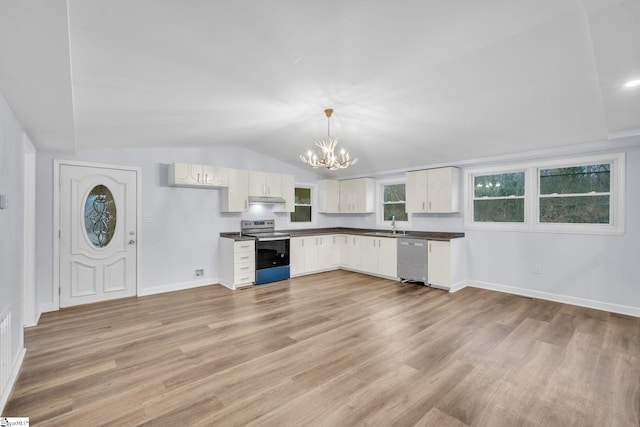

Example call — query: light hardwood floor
[4,270,640,426]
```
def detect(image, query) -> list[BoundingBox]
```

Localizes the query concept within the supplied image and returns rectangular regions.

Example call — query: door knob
[129,240,136,245]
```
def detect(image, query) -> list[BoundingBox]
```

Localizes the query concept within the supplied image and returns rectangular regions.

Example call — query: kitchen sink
[365,231,410,237]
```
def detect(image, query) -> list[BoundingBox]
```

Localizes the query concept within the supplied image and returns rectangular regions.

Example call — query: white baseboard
[448,280,470,293]
[1,347,26,415]
[39,302,56,314]
[469,280,640,318]
[138,277,221,296]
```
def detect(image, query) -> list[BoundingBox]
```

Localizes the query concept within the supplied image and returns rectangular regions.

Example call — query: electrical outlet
[195,269,204,277]
[534,264,542,274]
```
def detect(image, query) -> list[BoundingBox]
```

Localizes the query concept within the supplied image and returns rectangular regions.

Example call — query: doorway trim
[23,134,37,326]
[53,159,142,310]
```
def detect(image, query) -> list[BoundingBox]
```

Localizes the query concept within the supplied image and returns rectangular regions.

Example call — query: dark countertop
[221,227,464,241]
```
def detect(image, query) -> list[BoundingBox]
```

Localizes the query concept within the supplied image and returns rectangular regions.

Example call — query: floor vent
[0,307,10,397]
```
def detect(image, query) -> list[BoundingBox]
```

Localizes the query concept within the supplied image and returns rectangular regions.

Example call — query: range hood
[248,195,286,204]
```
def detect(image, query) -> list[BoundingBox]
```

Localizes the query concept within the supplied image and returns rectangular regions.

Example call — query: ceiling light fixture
[624,79,640,88]
[300,108,358,170]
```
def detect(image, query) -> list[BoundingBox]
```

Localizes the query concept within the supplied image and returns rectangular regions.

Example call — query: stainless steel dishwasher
[397,237,428,283]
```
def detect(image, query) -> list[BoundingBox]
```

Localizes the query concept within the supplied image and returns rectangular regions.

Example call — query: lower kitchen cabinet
[360,236,397,278]
[427,239,466,290]
[291,235,341,276]
[219,238,255,288]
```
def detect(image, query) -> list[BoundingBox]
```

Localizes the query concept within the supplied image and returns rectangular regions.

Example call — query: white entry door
[59,164,138,307]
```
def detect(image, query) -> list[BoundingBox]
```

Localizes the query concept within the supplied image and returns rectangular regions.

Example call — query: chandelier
[300,108,358,170]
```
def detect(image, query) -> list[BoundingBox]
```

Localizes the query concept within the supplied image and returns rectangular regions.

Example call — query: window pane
[384,184,405,202]
[474,172,525,198]
[474,199,524,222]
[294,187,311,204]
[540,164,610,195]
[383,204,408,221]
[84,185,116,248]
[290,206,312,222]
[540,196,609,223]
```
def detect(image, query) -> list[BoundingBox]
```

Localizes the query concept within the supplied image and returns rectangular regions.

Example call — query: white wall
[34,138,640,315]
[0,94,25,403]
[465,141,640,313]
[35,146,335,307]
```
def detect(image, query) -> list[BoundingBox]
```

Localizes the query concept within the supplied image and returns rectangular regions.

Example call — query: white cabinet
[220,168,249,212]
[318,235,341,270]
[340,178,375,213]
[318,180,341,213]
[249,171,283,197]
[360,236,397,278]
[427,238,466,290]
[342,235,362,270]
[319,178,375,213]
[169,163,229,188]
[290,235,340,276]
[219,238,255,288]
[274,174,295,213]
[406,167,460,213]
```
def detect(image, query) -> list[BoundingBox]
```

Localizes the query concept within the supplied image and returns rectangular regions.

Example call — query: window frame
[376,178,411,228]
[464,153,625,235]
[288,183,317,227]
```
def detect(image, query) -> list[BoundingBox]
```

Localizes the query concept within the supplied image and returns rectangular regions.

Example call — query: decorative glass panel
[84,185,116,248]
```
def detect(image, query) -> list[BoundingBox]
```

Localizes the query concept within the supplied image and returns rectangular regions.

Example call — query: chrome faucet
[391,215,396,234]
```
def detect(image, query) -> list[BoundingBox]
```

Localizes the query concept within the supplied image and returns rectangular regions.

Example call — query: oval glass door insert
[84,185,116,248]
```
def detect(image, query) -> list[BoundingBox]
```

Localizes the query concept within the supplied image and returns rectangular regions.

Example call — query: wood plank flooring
[4,270,640,426]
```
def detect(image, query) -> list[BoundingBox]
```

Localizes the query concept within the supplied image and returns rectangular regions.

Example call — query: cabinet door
[265,172,282,197]
[377,237,398,278]
[359,236,378,274]
[319,180,340,213]
[428,240,451,287]
[248,171,266,196]
[346,235,362,270]
[290,237,305,276]
[303,237,319,272]
[170,163,202,186]
[339,180,352,212]
[427,167,459,213]
[405,170,428,213]
[222,168,248,212]
[275,174,295,213]
[203,165,229,187]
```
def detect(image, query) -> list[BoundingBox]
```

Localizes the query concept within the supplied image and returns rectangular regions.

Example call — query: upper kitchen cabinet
[169,163,229,188]
[274,174,295,213]
[406,167,460,213]
[340,178,375,213]
[220,168,249,212]
[319,178,375,213]
[249,171,283,197]
[318,179,341,213]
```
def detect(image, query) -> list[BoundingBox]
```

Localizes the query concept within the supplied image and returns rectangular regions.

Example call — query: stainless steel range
[240,219,290,284]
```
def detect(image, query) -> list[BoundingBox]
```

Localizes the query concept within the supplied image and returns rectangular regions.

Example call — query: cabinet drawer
[234,241,255,253]
[234,261,255,277]
[234,251,255,264]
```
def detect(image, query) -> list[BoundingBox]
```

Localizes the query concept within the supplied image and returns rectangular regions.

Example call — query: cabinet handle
[429,201,432,210]
[429,243,432,253]
[302,239,304,247]
[205,173,209,183]
[422,201,425,210]
[197,172,201,183]
[241,266,249,270]
[240,256,249,260]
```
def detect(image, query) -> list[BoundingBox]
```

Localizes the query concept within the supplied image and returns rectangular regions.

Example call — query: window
[473,171,525,223]
[290,186,312,223]
[538,164,610,224]
[465,153,625,234]
[379,181,408,224]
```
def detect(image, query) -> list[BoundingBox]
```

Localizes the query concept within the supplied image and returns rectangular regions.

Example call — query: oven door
[255,238,290,270]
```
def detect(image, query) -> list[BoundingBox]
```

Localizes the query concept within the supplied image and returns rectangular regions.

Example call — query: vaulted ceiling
[1,0,639,176]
